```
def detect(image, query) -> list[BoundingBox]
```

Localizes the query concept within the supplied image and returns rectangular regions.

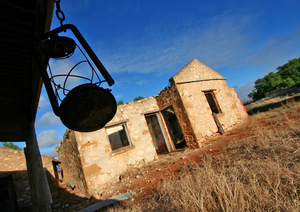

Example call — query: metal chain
[54,0,65,26]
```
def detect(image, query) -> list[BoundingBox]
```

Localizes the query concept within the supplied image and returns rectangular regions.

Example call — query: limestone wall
[74,97,158,195]
[0,146,55,176]
[175,78,248,145]
[155,85,198,148]
[0,147,56,209]
[56,130,89,197]
[56,59,248,196]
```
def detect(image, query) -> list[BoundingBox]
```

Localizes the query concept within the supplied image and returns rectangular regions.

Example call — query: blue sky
[4,0,300,157]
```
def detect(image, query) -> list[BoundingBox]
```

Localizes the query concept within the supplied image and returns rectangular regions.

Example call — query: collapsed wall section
[0,147,56,209]
[155,84,198,148]
[0,147,55,175]
[56,130,89,197]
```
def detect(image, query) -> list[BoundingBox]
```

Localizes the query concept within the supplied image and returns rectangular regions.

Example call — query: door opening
[145,114,169,154]
[162,107,186,149]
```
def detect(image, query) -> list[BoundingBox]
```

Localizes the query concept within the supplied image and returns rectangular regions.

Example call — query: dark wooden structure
[0,174,18,211]
[0,0,54,211]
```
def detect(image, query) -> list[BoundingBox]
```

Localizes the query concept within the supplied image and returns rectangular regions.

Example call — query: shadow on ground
[0,170,98,211]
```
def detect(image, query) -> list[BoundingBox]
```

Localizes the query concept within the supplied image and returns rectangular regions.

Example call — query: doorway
[145,113,169,154]
[162,107,186,149]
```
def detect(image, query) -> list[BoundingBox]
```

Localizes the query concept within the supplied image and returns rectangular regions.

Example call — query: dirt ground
[99,121,252,200]
[52,95,300,211]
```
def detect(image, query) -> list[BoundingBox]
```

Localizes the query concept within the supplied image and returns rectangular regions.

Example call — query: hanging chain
[54,0,65,26]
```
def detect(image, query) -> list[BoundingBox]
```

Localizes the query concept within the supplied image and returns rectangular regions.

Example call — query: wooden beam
[212,113,225,135]
[25,123,52,211]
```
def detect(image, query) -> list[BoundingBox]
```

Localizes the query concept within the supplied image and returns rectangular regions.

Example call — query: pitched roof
[171,59,225,83]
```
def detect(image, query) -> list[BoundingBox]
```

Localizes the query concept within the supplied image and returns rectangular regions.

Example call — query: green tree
[117,100,124,106]
[134,96,144,101]
[2,142,22,150]
[277,57,300,85]
[248,57,300,101]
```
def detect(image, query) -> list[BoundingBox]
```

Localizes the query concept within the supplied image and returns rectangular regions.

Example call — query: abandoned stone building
[57,59,248,196]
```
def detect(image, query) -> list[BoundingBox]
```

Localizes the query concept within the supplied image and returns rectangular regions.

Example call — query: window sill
[110,145,135,156]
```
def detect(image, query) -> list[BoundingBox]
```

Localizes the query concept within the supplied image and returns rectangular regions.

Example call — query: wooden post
[212,113,225,135]
[25,122,52,211]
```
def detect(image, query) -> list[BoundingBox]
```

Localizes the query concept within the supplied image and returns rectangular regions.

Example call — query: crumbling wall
[57,59,249,197]
[0,146,55,176]
[155,84,198,148]
[73,97,158,196]
[0,147,56,209]
[56,130,89,197]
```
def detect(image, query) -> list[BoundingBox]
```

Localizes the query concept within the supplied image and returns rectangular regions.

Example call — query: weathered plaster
[72,97,159,195]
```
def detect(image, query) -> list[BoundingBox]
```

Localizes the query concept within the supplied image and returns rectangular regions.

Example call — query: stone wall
[57,59,248,197]
[71,97,158,196]
[0,146,55,176]
[176,80,246,141]
[171,59,248,145]
[56,130,89,197]
[265,86,300,98]
[0,146,56,209]
[155,84,198,148]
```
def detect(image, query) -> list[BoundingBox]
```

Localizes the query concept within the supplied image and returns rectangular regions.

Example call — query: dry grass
[104,103,300,212]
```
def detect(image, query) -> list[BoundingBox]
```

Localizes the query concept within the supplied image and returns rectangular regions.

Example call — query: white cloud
[114,94,124,100]
[36,112,61,127]
[38,93,50,110]
[136,80,148,85]
[235,82,255,102]
[98,9,300,82]
[100,11,256,75]
[37,130,61,148]
[43,149,58,159]
[240,29,300,69]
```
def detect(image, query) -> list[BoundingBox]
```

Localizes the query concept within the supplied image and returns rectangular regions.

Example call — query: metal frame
[35,24,114,117]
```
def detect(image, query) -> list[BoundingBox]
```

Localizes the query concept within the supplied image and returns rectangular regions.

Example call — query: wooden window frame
[105,122,132,152]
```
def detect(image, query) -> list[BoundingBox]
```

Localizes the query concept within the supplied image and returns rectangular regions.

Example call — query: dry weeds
[104,103,300,212]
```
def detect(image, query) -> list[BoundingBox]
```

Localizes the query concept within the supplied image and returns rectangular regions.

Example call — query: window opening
[106,124,131,151]
[204,91,221,114]
[204,91,225,134]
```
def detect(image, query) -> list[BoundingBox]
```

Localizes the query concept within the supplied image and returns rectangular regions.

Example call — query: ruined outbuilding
[57,59,248,197]
[0,147,58,210]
